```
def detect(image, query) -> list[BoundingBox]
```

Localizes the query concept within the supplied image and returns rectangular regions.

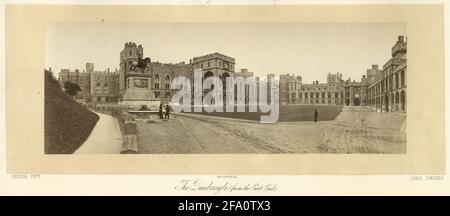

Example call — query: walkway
[74,112,123,154]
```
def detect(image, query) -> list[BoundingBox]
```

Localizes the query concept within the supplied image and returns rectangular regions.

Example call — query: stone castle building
[57,36,406,113]
[279,72,368,106]
[279,35,406,113]
[366,36,407,113]
[58,64,119,103]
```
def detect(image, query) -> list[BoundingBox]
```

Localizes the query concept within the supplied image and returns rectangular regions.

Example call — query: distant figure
[159,103,163,119]
[314,109,318,122]
[165,104,171,119]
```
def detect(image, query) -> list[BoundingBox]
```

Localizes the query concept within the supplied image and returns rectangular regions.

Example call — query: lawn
[44,70,99,154]
[186,105,343,122]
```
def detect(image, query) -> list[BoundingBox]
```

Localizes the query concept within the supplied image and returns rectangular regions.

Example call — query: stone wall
[86,104,139,153]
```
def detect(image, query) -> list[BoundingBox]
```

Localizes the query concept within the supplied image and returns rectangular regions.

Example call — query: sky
[45,22,405,83]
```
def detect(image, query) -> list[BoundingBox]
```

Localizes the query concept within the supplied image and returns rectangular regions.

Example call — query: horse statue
[130,54,151,72]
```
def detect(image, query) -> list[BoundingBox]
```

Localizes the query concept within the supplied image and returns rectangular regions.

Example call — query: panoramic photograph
[44,23,407,154]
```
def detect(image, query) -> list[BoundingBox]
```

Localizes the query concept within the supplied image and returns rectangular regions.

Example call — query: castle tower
[119,42,143,96]
[86,62,94,74]
[118,42,157,110]
[392,36,407,58]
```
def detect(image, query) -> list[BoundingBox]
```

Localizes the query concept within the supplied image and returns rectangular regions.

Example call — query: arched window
[165,75,170,90]
[155,74,160,89]
[401,91,406,112]
[401,70,405,87]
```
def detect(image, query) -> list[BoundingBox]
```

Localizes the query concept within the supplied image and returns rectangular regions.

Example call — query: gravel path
[137,110,406,154]
[74,112,123,154]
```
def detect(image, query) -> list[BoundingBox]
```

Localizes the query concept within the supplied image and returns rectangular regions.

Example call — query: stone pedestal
[119,76,161,111]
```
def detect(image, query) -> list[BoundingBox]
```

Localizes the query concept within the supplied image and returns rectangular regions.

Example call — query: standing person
[314,109,318,122]
[165,104,171,119]
[159,103,163,119]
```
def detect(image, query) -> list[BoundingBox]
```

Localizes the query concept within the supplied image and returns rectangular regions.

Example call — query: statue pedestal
[119,76,161,111]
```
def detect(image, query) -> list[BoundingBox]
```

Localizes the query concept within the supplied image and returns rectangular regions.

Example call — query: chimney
[49,67,52,72]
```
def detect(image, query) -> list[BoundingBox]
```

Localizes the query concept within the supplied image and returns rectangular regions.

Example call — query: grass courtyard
[190,105,343,122]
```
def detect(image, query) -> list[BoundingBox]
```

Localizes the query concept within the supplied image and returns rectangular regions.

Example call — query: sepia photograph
[2,1,449,196]
[44,23,407,154]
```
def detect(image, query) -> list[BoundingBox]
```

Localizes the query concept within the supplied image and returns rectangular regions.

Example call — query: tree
[63,81,81,96]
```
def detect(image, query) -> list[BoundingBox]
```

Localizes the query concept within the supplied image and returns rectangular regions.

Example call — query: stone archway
[385,94,389,112]
[395,92,399,112]
[203,71,214,80]
[353,98,361,106]
[221,72,231,105]
[401,90,406,112]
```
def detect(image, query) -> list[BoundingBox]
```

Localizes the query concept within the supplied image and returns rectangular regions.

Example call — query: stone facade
[367,36,407,113]
[279,35,406,113]
[58,64,119,103]
[58,69,91,102]
[279,72,367,106]
[90,69,119,103]
[57,36,406,113]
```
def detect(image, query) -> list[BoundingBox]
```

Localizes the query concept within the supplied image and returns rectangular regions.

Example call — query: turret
[392,35,407,58]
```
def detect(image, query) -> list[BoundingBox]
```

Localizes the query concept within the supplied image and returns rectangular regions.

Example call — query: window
[165,92,171,98]
[316,93,319,98]
[155,74,160,89]
[401,70,405,87]
[165,75,170,90]
[155,92,160,98]
[395,74,399,89]
[335,92,339,98]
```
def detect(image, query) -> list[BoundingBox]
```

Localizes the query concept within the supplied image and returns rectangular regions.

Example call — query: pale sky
[45,23,405,83]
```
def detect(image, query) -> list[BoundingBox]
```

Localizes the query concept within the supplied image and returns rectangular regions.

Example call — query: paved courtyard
[136,108,406,154]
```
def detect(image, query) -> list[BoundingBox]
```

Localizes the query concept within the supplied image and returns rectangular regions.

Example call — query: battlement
[124,42,138,48]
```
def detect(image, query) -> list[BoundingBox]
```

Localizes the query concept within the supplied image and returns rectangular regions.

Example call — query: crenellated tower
[119,42,147,97]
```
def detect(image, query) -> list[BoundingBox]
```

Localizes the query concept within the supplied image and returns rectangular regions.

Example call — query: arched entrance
[384,94,389,112]
[345,98,350,106]
[353,98,360,106]
[395,92,399,112]
[203,71,214,80]
[391,93,395,112]
[221,72,230,105]
[401,91,406,112]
